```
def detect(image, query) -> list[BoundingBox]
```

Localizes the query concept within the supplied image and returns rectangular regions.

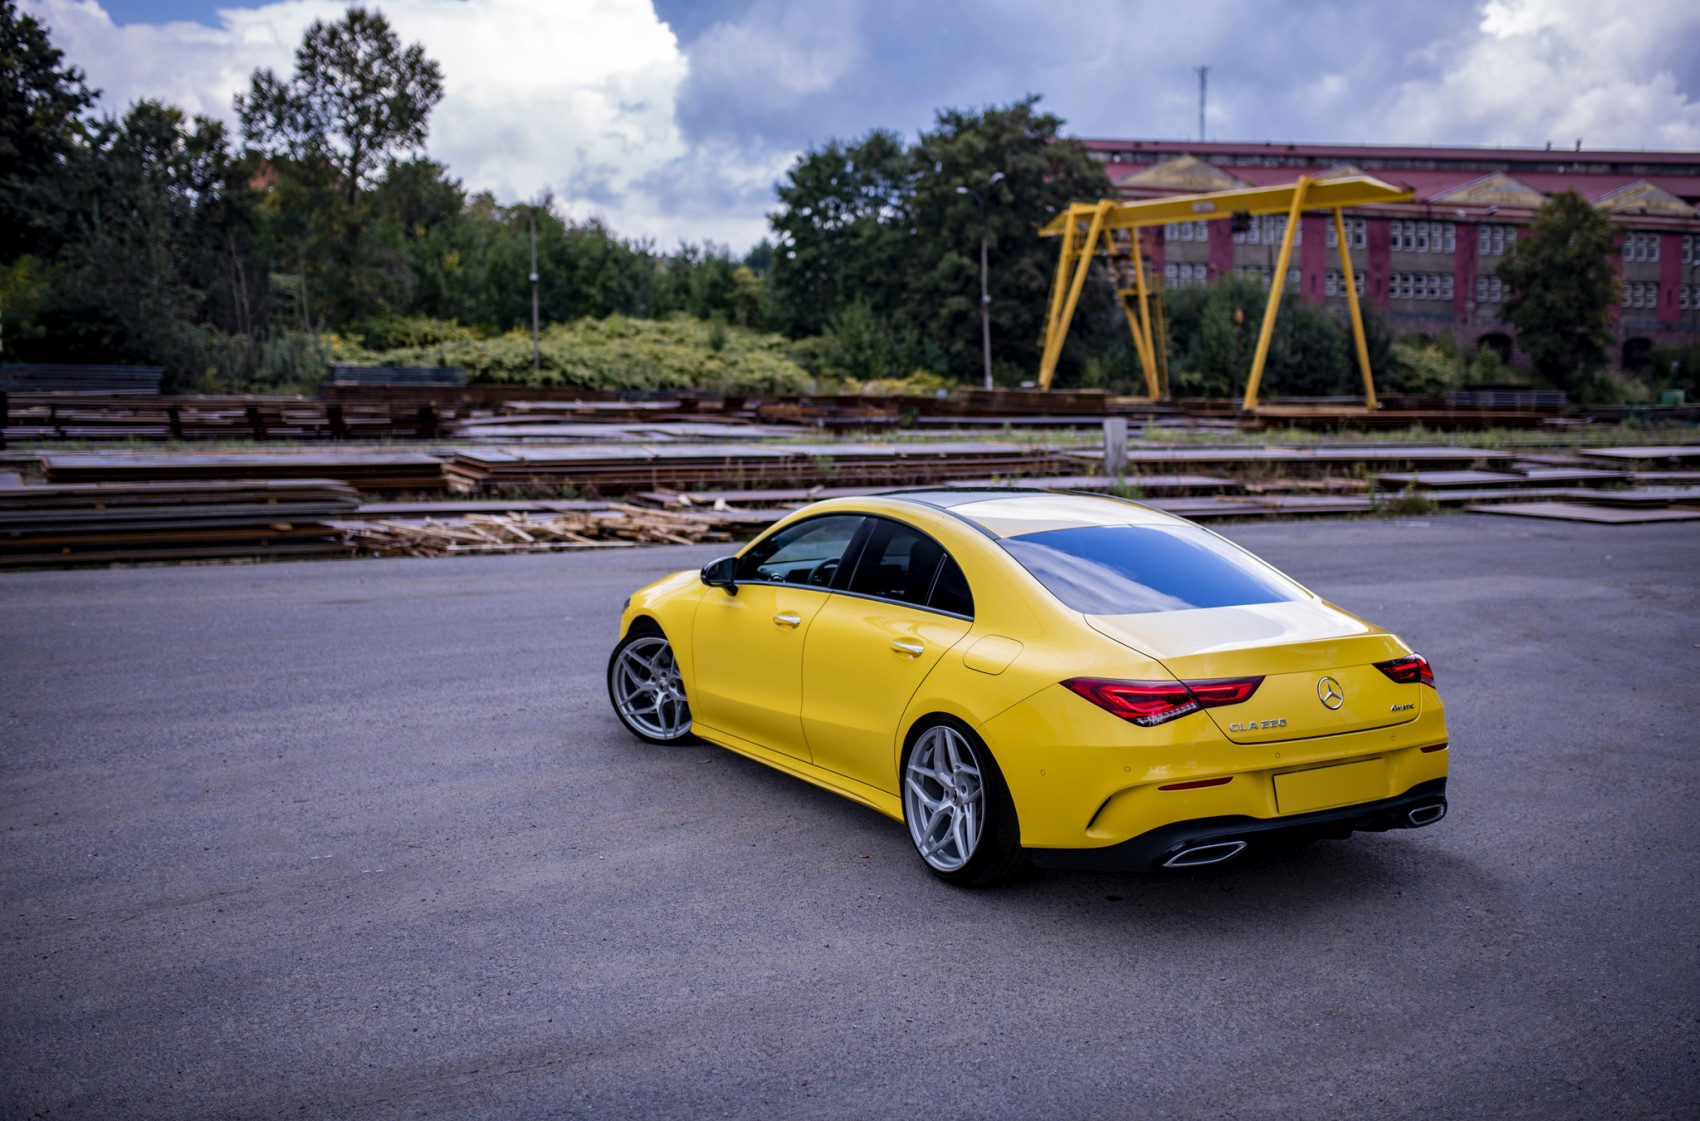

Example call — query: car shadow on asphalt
[647,731,1494,933]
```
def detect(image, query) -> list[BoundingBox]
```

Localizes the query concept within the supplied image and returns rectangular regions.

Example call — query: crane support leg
[1039,203,1110,391]
[1241,177,1310,412]
[1333,208,1379,411]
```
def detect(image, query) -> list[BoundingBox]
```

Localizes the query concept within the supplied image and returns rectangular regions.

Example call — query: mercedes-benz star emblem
[1317,676,1345,710]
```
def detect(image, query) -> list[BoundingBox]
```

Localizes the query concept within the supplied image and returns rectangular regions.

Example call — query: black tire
[606,622,697,746]
[900,717,1029,887]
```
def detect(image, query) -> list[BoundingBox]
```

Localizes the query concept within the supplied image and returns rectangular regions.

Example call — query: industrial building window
[1622,232,1660,263]
[1685,235,1696,265]
[1326,270,1365,297]
[1443,223,1457,253]
[1625,281,1660,309]
[1330,218,1367,249]
[1683,284,1694,311]
[1479,225,1511,257]
[1477,275,1505,303]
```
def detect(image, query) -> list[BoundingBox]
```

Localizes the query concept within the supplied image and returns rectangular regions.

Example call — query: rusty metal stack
[0,479,360,566]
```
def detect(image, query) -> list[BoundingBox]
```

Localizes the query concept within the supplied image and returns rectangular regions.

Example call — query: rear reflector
[1375,653,1435,688]
[1158,776,1234,791]
[1063,676,1264,727]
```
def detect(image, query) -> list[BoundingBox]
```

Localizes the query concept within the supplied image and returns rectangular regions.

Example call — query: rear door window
[843,518,973,617]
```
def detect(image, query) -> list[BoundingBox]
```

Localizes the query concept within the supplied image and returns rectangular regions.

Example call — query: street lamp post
[956,172,1005,389]
[529,209,541,378]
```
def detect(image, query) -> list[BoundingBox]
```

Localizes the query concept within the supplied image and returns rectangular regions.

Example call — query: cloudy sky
[24,0,1700,251]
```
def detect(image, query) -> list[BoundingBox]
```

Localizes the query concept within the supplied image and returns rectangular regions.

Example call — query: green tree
[236,6,443,207]
[767,98,1115,382]
[768,128,913,337]
[236,6,444,324]
[14,100,266,388]
[904,97,1115,382]
[1496,189,1619,392]
[0,0,96,262]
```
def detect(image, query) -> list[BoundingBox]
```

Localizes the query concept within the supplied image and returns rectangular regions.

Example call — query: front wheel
[607,625,696,745]
[902,719,1029,886]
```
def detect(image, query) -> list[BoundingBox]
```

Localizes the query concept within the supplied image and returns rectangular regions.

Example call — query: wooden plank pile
[41,450,449,494]
[345,503,762,557]
[0,479,358,566]
[442,441,1072,494]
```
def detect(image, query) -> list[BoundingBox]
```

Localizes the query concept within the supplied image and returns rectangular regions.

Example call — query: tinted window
[738,515,864,586]
[1000,524,1304,615]
[844,519,973,617]
[929,556,973,617]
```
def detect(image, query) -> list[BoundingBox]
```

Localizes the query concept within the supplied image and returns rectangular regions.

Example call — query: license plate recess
[1273,759,1385,814]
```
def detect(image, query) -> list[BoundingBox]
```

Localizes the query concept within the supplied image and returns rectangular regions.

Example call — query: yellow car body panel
[613,491,1449,871]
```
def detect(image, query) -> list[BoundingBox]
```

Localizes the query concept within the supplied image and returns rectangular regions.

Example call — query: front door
[690,514,865,760]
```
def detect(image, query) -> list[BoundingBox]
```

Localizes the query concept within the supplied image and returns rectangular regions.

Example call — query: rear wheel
[902,719,1028,886]
[607,624,696,745]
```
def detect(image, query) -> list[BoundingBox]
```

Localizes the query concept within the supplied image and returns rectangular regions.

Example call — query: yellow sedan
[608,490,1448,885]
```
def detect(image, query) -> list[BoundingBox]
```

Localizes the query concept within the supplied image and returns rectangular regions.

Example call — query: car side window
[928,556,973,617]
[844,519,973,617]
[737,515,865,587]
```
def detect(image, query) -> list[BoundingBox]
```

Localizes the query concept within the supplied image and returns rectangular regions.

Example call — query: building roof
[1097,142,1700,227]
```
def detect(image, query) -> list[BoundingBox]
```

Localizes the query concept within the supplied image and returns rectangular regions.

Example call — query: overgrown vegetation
[337,315,811,393]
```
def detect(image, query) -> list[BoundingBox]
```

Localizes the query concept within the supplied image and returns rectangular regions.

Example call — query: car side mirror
[700,556,738,593]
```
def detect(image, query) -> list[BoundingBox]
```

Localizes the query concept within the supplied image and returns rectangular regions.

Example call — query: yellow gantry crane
[1038,175,1415,410]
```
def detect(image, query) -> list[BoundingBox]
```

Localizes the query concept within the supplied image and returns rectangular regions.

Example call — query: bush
[365,313,812,393]
[1386,340,1464,395]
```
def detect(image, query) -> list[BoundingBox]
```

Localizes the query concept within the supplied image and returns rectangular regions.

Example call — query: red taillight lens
[1375,653,1435,688]
[1063,676,1264,727]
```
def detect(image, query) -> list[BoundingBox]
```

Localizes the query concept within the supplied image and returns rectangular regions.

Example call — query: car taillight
[1063,676,1264,727]
[1375,653,1435,688]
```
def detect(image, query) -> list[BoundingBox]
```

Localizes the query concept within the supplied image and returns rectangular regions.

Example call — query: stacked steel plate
[0,479,360,566]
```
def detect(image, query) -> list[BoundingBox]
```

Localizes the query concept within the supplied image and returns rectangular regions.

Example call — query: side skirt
[691,721,905,823]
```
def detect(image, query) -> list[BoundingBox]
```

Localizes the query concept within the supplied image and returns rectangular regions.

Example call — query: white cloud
[1371,0,1700,149]
[22,0,780,249]
[686,0,862,110]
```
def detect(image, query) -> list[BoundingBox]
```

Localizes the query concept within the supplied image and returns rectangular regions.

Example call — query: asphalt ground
[2,513,1697,1120]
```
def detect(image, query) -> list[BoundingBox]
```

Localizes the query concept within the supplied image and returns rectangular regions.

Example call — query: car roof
[879,488,1183,539]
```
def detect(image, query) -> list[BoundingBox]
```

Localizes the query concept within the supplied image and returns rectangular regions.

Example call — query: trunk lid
[1086,601,1422,743]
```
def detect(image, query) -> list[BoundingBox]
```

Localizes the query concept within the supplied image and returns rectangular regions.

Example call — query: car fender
[618,569,709,685]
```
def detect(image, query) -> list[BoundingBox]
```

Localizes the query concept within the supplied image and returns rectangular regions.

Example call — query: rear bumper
[1030,778,1448,872]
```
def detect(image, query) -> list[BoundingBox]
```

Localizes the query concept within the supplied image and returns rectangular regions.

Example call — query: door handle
[890,640,924,657]
[773,612,802,628]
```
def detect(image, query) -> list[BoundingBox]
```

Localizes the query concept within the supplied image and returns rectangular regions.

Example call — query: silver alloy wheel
[610,634,691,740]
[903,724,985,873]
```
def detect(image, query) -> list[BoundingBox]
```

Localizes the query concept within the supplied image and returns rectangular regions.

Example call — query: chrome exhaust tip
[1407,803,1446,827]
[1162,840,1248,868]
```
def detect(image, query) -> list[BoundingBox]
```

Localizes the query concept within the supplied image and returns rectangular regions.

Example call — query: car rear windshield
[999,524,1306,615]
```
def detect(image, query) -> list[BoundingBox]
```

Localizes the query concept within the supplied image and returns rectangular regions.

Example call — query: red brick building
[1079,139,1700,370]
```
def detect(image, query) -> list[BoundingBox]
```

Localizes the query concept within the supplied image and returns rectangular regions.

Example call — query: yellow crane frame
[1038,175,1415,410]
